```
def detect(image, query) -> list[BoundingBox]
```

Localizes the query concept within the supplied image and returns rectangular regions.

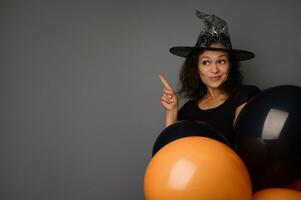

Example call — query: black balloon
[152,120,230,156]
[234,85,301,191]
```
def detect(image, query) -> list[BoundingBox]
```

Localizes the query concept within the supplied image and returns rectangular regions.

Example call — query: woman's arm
[233,85,262,125]
[165,109,178,127]
[234,102,247,125]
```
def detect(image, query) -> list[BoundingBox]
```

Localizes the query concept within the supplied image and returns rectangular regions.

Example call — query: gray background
[0,0,300,199]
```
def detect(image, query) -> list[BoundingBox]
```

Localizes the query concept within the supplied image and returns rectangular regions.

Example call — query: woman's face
[198,45,230,90]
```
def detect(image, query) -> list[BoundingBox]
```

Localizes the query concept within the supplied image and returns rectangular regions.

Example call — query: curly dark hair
[177,49,243,100]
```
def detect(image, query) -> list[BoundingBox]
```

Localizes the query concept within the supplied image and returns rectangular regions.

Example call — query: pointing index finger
[158,74,173,90]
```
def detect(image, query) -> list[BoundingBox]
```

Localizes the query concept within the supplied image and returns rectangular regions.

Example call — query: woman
[159,11,261,146]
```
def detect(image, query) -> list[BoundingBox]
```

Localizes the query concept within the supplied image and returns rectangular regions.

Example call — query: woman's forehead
[199,50,229,59]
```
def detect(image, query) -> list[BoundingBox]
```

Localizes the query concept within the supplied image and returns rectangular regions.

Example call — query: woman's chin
[207,82,223,89]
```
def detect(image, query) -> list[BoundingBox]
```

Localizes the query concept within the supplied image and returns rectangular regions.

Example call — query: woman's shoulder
[237,85,261,95]
[179,99,196,111]
[178,99,197,119]
[232,85,261,105]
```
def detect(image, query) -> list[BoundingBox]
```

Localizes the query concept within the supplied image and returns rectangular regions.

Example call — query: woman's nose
[211,63,219,73]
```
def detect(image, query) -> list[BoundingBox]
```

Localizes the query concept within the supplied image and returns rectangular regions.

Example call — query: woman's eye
[219,60,226,64]
[202,61,210,65]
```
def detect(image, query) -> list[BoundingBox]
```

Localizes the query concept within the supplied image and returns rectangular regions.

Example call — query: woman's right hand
[158,74,179,112]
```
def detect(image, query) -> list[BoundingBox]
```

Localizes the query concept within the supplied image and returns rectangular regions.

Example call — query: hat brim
[169,46,255,61]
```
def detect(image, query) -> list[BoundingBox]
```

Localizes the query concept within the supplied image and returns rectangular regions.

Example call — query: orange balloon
[252,188,301,200]
[144,137,252,200]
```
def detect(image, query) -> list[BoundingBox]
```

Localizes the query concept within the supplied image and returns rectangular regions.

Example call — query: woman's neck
[205,87,228,100]
[197,87,230,110]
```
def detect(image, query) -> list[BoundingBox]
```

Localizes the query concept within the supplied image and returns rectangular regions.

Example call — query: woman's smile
[209,75,222,81]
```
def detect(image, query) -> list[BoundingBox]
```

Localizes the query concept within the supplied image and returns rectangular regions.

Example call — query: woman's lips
[209,75,222,81]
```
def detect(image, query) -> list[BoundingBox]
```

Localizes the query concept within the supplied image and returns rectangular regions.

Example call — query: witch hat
[170,10,255,61]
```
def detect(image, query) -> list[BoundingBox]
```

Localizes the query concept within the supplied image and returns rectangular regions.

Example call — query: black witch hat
[170,10,255,61]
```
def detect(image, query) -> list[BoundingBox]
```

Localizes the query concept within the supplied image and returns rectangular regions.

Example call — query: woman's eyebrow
[199,56,210,59]
[199,55,227,59]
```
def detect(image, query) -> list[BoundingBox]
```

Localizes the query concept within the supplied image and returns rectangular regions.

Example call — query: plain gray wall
[0,0,300,199]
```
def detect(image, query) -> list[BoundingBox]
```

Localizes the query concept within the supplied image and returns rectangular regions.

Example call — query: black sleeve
[234,85,261,106]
